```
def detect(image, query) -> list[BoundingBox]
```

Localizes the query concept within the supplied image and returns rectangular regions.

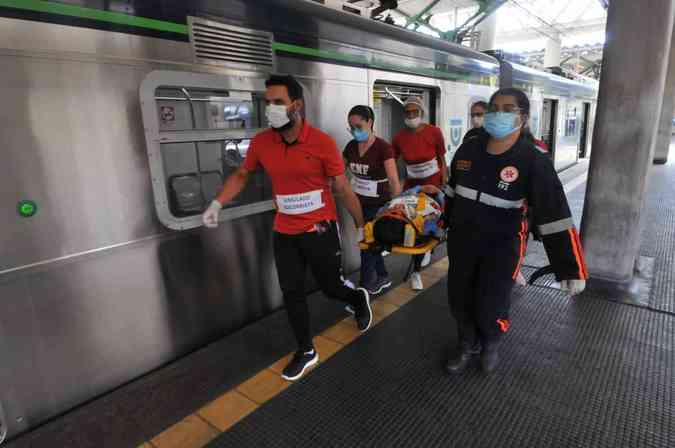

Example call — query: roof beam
[404,0,442,27]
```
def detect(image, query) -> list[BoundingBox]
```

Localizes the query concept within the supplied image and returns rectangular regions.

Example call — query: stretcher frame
[359,231,445,281]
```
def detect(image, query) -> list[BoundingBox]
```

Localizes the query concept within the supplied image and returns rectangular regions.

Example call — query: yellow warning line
[141,257,448,448]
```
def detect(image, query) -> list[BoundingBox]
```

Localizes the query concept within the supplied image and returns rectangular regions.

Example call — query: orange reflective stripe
[568,229,589,279]
[497,319,510,332]
[512,219,528,280]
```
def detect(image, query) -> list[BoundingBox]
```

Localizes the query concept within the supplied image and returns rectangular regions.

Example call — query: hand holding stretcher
[359,185,446,255]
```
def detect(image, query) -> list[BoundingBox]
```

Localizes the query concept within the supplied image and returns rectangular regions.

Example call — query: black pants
[447,229,524,345]
[274,221,363,352]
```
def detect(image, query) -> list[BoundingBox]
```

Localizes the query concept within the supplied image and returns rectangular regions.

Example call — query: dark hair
[471,101,488,111]
[489,87,534,144]
[265,74,304,101]
[348,105,375,129]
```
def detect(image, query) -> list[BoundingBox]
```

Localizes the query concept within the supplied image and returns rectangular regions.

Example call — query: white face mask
[265,104,290,129]
[405,117,421,129]
[471,116,484,128]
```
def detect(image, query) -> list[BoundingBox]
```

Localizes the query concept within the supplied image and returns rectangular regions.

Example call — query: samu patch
[456,160,472,171]
[500,166,519,183]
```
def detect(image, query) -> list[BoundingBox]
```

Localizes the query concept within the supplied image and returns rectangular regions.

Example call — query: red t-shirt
[240,121,344,235]
[393,124,446,188]
[343,137,395,208]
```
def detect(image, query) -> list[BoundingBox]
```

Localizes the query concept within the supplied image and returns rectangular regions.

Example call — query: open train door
[579,102,591,158]
[542,99,558,160]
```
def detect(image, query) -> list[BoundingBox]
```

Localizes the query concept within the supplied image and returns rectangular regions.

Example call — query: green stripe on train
[0,2,494,84]
[0,0,189,34]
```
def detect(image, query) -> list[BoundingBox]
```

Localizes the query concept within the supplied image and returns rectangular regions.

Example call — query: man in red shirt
[393,96,448,291]
[202,75,372,381]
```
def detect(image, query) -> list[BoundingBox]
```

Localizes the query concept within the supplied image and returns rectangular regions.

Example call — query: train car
[0,0,596,442]
[496,56,600,170]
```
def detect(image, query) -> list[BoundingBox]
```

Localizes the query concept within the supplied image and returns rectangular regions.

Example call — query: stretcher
[358,189,445,255]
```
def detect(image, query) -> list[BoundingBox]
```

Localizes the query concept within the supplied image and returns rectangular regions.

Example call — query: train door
[542,98,558,158]
[372,82,438,180]
[579,102,591,158]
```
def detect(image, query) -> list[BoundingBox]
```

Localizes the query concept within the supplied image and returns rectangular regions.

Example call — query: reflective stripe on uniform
[479,193,525,209]
[455,185,478,200]
[442,185,455,197]
[538,217,575,236]
[455,184,524,209]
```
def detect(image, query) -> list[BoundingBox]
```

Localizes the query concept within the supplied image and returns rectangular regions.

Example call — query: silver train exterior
[0,0,597,441]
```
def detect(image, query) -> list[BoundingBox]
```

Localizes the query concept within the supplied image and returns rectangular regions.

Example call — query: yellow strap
[364,221,375,244]
[416,192,426,213]
[412,192,426,233]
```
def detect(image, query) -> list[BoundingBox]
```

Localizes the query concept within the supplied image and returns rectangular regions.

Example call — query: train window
[155,88,265,132]
[141,71,274,230]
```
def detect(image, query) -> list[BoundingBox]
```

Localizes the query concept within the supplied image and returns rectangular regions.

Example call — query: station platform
[6,153,675,448]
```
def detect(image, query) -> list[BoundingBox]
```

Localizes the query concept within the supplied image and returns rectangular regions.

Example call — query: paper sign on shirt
[406,159,440,179]
[351,176,379,198]
[276,190,324,215]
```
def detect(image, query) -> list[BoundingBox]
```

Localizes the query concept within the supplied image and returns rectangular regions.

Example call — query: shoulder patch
[456,160,472,171]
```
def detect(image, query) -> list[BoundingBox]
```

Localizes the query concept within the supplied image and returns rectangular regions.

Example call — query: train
[0,0,597,442]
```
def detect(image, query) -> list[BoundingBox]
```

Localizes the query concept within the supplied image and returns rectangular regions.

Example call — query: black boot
[480,340,500,373]
[445,342,481,375]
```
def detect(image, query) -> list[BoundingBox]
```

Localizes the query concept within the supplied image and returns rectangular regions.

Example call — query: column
[654,29,675,164]
[580,0,675,287]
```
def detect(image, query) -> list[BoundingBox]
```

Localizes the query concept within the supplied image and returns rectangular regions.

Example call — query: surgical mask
[405,117,421,129]
[265,104,291,129]
[471,116,484,128]
[350,128,369,142]
[484,112,521,139]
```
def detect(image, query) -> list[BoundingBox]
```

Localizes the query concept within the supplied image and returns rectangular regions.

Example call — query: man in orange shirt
[393,96,448,290]
[202,75,372,382]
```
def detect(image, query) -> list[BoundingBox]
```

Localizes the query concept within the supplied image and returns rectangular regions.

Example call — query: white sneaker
[410,272,423,291]
[421,252,432,267]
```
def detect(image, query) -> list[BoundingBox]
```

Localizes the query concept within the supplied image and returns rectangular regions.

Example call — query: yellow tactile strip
[139,257,448,448]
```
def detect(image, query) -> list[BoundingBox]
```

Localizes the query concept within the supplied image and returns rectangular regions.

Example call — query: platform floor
[6,151,675,448]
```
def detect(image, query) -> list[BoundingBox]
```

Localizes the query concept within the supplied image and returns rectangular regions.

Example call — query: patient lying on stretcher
[362,185,446,252]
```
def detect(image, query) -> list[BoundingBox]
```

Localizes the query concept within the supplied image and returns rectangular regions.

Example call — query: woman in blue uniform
[443,88,588,374]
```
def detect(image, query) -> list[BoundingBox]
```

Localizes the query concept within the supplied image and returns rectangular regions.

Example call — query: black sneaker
[366,276,392,295]
[281,349,319,381]
[353,287,373,333]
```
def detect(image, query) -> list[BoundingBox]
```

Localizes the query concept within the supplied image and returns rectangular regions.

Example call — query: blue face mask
[484,112,521,139]
[351,128,370,142]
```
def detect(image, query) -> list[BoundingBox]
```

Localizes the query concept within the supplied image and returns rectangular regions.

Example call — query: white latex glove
[356,227,364,243]
[560,279,586,295]
[202,200,222,228]
[515,271,527,286]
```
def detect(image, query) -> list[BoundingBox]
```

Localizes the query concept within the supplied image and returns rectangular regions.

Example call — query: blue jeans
[361,206,389,285]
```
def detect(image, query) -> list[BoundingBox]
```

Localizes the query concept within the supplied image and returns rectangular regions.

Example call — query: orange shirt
[393,124,446,188]
[237,121,344,235]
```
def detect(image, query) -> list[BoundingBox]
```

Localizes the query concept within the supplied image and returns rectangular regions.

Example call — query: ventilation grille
[188,17,275,72]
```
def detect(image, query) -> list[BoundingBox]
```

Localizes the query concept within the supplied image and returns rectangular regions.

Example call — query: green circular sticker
[17,200,37,217]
